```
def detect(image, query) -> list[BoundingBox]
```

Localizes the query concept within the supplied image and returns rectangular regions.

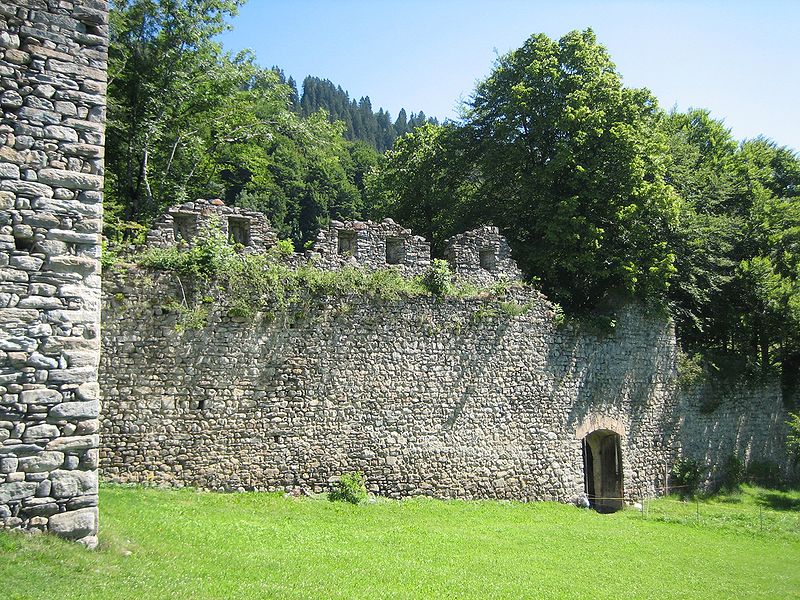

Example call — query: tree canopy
[106,0,382,243]
[376,30,680,311]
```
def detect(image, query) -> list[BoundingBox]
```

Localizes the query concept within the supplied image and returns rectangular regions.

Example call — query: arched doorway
[582,429,623,513]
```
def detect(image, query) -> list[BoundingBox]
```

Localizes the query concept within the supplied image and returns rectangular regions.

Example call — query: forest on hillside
[105,1,800,392]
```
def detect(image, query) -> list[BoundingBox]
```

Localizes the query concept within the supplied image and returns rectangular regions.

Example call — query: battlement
[146,204,526,286]
[444,225,523,285]
[146,199,277,252]
[309,218,431,276]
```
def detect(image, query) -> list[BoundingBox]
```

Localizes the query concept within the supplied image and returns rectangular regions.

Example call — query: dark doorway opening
[582,429,623,513]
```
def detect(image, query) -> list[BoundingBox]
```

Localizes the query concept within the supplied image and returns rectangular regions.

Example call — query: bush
[721,454,745,492]
[671,457,703,497]
[746,460,782,487]
[328,472,367,504]
[423,259,454,297]
[138,221,235,279]
[677,351,704,389]
[788,412,800,464]
[274,238,295,258]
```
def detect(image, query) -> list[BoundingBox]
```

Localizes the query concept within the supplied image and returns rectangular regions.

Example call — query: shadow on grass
[756,492,800,512]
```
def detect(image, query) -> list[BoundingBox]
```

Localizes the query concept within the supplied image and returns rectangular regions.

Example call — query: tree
[369,123,476,252]
[463,29,680,311]
[662,110,744,350]
[736,139,800,379]
[106,0,246,229]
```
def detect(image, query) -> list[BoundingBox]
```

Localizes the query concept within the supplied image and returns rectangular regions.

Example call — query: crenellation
[146,198,278,253]
[310,217,431,276]
[444,225,523,285]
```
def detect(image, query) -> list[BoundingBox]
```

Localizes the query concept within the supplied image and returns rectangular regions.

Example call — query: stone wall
[146,198,277,253]
[444,225,523,286]
[98,269,792,503]
[673,381,791,483]
[0,0,108,547]
[310,218,431,277]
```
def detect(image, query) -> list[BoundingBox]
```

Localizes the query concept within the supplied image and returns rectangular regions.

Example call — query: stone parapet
[146,198,277,253]
[444,225,523,286]
[309,218,431,277]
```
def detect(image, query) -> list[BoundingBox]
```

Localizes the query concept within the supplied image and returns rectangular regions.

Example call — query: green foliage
[672,457,703,497]
[106,2,379,244]
[470,307,500,323]
[721,455,746,493]
[106,0,247,223]
[328,472,367,504]
[163,300,209,332]
[135,230,441,320]
[372,30,680,311]
[137,222,236,279]
[746,461,783,487]
[465,29,681,312]
[101,239,122,271]
[677,351,705,389]
[550,303,566,327]
[422,259,454,297]
[499,301,531,317]
[274,239,295,257]
[664,110,800,384]
[369,123,476,251]
[787,413,800,464]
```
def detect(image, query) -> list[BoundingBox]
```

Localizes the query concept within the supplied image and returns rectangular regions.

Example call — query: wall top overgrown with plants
[99,244,795,502]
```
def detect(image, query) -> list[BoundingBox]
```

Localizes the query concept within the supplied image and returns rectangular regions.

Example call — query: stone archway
[582,429,624,513]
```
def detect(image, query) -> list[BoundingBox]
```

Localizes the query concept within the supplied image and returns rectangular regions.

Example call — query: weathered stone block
[49,401,98,420]
[0,445,44,458]
[18,451,64,472]
[0,457,18,474]
[43,126,79,142]
[0,481,37,503]
[0,163,20,179]
[48,507,98,540]
[0,179,54,198]
[37,168,104,191]
[50,469,98,498]
[21,424,60,441]
[45,434,98,452]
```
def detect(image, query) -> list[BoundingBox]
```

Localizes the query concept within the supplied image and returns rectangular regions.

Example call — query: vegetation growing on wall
[132,225,523,323]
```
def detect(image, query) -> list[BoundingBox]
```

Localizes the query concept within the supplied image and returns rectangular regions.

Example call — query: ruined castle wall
[99,269,792,502]
[672,382,791,482]
[146,199,278,253]
[311,219,431,278]
[444,225,523,286]
[0,0,107,547]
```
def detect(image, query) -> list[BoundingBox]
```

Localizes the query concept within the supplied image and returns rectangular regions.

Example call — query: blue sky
[219,1,800,152]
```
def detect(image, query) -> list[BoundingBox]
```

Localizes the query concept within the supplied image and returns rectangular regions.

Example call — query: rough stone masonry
[99,266,792,504]
[0,0,108,547]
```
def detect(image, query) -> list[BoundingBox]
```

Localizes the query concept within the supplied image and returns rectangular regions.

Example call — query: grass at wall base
[1,484,798,599]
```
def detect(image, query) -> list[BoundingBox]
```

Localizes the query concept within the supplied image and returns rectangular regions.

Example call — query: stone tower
[0,0,108,547]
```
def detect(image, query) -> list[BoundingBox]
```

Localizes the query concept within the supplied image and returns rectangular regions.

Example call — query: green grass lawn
[1,484,798,599]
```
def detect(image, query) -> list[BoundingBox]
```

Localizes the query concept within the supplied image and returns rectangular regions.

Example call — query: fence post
[696,497,700,522]
[664,463,669,497]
